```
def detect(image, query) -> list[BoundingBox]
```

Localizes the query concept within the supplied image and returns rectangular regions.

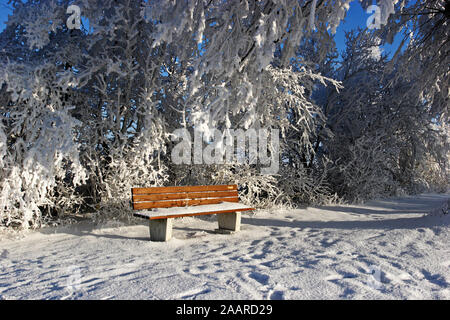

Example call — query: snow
[0,193,449,300]
[134,202,254,219]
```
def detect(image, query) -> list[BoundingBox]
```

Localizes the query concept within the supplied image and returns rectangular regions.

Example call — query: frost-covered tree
[142,0,370,131]
[0,0,171,227]
[374,0,449,194]
[0,0,447,229]
[313,25,448,201]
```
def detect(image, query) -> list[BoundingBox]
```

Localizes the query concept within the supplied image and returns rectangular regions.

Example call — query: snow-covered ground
[0,193,449,300]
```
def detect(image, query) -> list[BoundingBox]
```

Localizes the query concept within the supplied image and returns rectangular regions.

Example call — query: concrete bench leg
[149,218,173,241]
[217,212,241,233]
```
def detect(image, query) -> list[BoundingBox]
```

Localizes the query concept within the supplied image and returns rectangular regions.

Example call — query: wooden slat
[132,197,239,210]
[132,184,237,195]
[132,190,238,202]
[133,207,254,220]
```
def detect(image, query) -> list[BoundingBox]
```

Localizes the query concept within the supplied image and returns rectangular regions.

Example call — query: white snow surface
[0,193,449,300]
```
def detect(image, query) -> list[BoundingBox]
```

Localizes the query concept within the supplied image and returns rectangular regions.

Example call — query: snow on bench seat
[133,201,254,220]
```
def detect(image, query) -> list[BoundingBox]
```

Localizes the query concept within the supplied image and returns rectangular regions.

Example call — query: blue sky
[0,0,10,30]
[333,2,404,59]
[0,0,401,58]
[334,3,369,53]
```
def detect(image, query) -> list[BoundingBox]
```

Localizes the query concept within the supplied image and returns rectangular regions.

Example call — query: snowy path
[0,193,449,300]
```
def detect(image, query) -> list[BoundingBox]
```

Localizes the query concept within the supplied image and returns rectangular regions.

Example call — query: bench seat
[133,202,254,220]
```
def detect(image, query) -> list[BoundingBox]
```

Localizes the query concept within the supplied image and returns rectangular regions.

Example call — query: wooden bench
[131,184,254,241]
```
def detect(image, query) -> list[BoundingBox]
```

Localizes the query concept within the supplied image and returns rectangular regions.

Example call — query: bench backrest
[131,185,239,210]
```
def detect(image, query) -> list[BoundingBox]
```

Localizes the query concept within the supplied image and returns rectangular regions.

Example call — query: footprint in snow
[269,290,284,300]
[249,271,270,285]
[421,269,449,287]
[0,249,8,259]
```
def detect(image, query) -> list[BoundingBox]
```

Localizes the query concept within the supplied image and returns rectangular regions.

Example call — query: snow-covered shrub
[211,164,284,209]
[277,156,337,205]
[95,129,169,222]
[325,135,399,202]
[0,62,87,229]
